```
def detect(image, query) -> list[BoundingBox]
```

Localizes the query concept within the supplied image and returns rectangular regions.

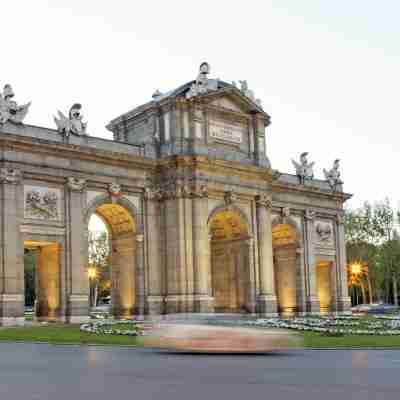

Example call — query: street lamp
[88,267,97,279]
[88,267,97,308]
[350,263,362,275]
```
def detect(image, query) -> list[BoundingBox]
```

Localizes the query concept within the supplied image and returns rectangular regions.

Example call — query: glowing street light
[88,267,97,279]
[350,263,362,275]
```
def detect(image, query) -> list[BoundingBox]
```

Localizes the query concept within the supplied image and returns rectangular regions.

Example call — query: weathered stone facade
[0,68,351,324]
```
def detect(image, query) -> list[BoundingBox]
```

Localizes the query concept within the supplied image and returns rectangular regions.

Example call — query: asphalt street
[0,343,399,400]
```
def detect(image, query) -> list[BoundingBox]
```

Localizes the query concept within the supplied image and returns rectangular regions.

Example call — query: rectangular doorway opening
[24,241,61,322]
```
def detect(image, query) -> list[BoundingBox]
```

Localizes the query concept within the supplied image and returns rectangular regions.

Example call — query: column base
[194,295,214,313]
[306,296,320,313]
[146,296,164,315]
[336,296,352,312]
[257,295,278,316]
[66,294,89,323]
[0,294,24,325]
[165,295,195,313]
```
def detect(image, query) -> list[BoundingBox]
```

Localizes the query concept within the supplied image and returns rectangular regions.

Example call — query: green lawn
[304,332,400,348]
[1,323,400,348]
[0,324,141,346]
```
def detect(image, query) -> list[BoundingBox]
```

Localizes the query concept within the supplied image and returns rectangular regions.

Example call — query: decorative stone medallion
[24,186,60,220]
[315,221,334,246]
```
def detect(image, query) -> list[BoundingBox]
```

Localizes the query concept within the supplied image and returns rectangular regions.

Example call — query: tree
[88,230,110,307]
[24,250,36,307]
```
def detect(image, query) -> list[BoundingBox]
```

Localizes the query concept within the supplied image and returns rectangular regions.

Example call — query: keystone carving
[67,177,86,192]
[224,189,237,205]
[108,183,122,197]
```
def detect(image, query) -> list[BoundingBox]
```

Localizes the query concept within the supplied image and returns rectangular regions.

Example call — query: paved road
[0,343,399,400]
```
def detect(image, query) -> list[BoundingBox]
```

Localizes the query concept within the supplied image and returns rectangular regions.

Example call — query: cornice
[0,132,156,172]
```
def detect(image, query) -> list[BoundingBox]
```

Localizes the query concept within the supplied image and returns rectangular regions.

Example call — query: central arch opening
[88,202,137,318]
[209,208,251,313]
[272,223,299,314]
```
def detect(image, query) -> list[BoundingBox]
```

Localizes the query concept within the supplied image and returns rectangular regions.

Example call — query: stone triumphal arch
[0,63,351,325]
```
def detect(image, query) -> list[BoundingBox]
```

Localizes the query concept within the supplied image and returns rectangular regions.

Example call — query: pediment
[210,96,243,113]
[201,88,270,123]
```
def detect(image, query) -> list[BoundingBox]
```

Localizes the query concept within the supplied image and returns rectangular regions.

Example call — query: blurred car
[351,303,398,315]
[143,322,303,353]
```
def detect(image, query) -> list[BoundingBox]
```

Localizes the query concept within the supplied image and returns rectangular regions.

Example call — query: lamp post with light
[348,261,368,305]
[88,266,97,308]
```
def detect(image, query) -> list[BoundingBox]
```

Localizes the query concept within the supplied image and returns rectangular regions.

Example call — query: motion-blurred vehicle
[351,303,398,315]
[143,322,303,353]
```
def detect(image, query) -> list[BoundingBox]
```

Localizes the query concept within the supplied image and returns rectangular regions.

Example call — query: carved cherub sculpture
[323,159,343,191]
[0,84,31,124]
[292,152,314,184]
[54,103,87,136]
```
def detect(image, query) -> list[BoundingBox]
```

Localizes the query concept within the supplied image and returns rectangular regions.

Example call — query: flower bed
[246,315,400,336]
[80,320,144,336]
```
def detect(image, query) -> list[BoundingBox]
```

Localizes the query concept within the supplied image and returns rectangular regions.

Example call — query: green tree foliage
[88,231,110,306]
[345,198,400,305]
[24,250,36,307]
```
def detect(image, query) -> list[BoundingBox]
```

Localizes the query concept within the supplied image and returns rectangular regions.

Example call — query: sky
[2,0,400,212]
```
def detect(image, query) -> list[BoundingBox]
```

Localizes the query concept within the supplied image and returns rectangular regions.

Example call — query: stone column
[135,234,146,316]
[295,247,307,314]
[0,168,24,326]
[255,195,278,315]
[192,184,214,313]
[246,237,257,313]
[66,177,89,323]
[304,209,320,313]
[335,213,351,311]
[144,189,164,315]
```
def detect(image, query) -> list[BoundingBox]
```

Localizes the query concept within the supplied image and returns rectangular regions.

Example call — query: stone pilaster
[0,168,24,326]
[255,195,278,315]
[144,189,164,315]
[66,177,89,323]
[246,237,257,313]
[135,234,146,316]
[164,193,187,313]
[335,213,351,311]
[295,247,307,314]
[192,185,214,313]
[304,209,320,313]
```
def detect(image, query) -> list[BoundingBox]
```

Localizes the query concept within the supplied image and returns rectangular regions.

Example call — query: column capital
[0,167,22,184]
[336,212,345,225]
[67,177,86,192]
[305,208,316,221]
[255,194,272,209]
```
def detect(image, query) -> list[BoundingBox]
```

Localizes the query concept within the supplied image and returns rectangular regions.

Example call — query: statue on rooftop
[186,62,218,99]
[292,152,314,184]
[323,159,342,191]
[54,103,87,136]
[0,84,31,124]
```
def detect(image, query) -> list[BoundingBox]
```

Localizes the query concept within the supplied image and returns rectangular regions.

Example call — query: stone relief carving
[292,152,314,184]
[186,62,218,99]
[108,183,122,197]
[67,177,86,192]
[315,222,333,244]
[0,167,22,184]
[25,186,60,220]
[54,103,87,136]
[256,194,272,209]
[323,159,343,191]
[0,84,31,124]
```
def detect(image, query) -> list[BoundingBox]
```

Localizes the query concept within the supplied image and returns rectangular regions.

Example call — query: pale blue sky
[2,0,400,211]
